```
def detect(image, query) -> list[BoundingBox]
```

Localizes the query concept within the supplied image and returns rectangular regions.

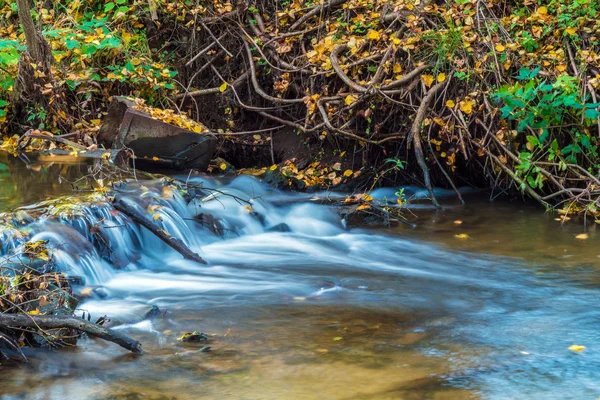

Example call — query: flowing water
[1,155,600,400]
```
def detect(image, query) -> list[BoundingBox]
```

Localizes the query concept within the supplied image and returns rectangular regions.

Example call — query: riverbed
[1,155,599,399]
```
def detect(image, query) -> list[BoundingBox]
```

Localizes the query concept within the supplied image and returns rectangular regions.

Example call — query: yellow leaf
[446,100,455,108]
[69,150,78,157]
[460,100,475,115]
[220,162,227,170]
[454,233,469,239]
[362,194,374,202]
[454,220,463,225]
[565,27,577,35]
[393,64,402,74]
[556,64,567,72]
[152,156,160,161]
[367,30,380,41]
[345,94,357,106]
[153,214,161,221]
[131,57,141,66]
[575,233,589,240]
[219,82,228,92]
[538,6,548,14]
[422,74,434,87]
[495,44,506,52]
[343,170,353,177]
[568,344,586,352]
[437,73,446,83]
[269,164,278,171]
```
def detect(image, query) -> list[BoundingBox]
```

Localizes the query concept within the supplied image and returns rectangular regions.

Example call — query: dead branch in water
[0,313,142,356]
[113,198,207,264]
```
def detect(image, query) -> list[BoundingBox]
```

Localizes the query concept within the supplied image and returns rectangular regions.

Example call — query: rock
[267,223,291,232]
[208,157,236,175]
[262,169,288,189]
[97,97,216,170]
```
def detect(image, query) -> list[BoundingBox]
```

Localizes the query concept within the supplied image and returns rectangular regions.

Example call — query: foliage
[0,0,600,210]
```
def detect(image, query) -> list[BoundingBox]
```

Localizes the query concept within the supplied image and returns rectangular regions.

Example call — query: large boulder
[97,97,216,170]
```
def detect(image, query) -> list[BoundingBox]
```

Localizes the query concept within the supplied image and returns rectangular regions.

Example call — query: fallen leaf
[446,100,455,108]
[454,220,463,225]
[575,233,589,240]
[565,27,577,35]
[460,100,475,115]
[333,337,343,341]
[454,233,469,239]
[495,44,506,52]
[437,72,446,83]
[219,82,228,92]
[345,94,357,106]
[366,30,380,40]
[422,74,434,87]
[568,344,586,352]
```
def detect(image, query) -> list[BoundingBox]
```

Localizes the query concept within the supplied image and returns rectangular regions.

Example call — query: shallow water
[1,155,599,400]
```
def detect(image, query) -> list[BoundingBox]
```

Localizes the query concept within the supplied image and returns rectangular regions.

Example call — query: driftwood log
[0,313,142,356]
[113,198,207,264]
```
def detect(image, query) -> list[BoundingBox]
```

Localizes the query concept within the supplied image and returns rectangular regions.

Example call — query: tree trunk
[15,0,70,132]
[16,0,49,65]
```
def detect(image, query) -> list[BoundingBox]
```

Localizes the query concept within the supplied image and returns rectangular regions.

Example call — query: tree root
[411,82,447,210]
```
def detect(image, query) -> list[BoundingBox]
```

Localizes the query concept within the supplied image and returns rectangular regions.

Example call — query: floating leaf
[454,233,469,239]
[575,233,589,240]
[568,344,586,352]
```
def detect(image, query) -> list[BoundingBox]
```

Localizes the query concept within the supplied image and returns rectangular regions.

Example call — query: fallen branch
[113,198,207,264]
[0,313,142,354]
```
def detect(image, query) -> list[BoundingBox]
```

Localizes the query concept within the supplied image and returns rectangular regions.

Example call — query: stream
[1,155,600,399]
